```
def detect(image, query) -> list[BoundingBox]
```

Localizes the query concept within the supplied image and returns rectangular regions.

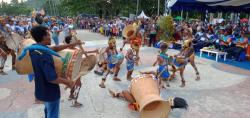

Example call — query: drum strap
[18,44,63,61]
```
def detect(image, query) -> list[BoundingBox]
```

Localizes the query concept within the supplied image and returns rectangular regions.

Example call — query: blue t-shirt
[29,44,60,102]
[52,26,59,37]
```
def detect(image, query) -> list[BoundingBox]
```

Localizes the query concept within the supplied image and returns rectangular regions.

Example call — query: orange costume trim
[128,103,140,111]
[130,37,142,50]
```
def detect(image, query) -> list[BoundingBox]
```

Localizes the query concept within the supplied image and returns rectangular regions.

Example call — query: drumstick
[72,33,88,57]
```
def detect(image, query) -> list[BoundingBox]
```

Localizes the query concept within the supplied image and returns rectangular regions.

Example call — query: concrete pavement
[1,30,250,118]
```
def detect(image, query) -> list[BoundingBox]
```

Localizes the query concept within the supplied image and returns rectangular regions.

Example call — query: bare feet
[71,101,83,108]
[99,81,106,88]
[0,70,7,75]
[161,85,166,89]
[68,94,75,101]
[108,89,116,97]
[169,75,176,81]
[166,82,170,87]
[12,65,16,70]
[196,76,200,81]
[113,77,121,81]
[161,82,169,89]
[127,76,133,81]
[180,81,185,88]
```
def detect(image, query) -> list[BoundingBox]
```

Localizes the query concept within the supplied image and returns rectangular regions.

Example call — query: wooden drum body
[130,75,171,118]
[15,39,83,81]
[6,32,22,50]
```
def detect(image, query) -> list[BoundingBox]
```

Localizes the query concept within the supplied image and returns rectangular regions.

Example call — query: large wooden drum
[15,38,83,81]
[130,75,171,118]
[5,32,22,50]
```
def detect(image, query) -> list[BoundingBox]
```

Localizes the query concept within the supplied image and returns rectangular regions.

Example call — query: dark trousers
[149,34,156,47]
[225,47,245,59]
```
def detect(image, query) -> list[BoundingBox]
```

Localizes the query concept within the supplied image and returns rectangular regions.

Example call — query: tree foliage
[0,1,32,15]
[57,0,165,17]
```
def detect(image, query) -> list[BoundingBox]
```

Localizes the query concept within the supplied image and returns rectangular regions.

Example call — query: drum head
[79,55,97,76]
[98,47,107,63]
[6,33,22,50]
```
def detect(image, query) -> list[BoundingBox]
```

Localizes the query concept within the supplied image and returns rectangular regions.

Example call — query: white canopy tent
[137,11,149,19]
[167,0,178,8]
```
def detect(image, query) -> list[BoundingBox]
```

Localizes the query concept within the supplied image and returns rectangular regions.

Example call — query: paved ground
[1,30,250,118]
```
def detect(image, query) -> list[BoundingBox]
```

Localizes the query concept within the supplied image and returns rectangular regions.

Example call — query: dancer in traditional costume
[149,42,172,88]
[0,18,17,74]
[169,29,200,87]
[99,37,124,88]
[64,36,98,107]
[125,44,139,81]
[121,25,142,65]
[108,74,188,118]
[94,47,107,76]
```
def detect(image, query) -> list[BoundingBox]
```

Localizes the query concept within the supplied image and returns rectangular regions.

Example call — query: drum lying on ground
[130,75,171,118]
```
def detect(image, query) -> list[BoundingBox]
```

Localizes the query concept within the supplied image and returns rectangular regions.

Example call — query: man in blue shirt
[52,22,61,45]
[29,26,76,118]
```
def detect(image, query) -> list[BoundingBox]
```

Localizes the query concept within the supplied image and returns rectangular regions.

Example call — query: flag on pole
[205,10,209,24]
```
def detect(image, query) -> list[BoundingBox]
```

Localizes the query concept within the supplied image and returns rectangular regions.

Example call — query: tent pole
[181,9,183,21]
[230,13,234,22]
[248,15,250,28]
[157,0,160,16]
[164,0,167,15]
[136,0,139,15]
[186,12,188,21]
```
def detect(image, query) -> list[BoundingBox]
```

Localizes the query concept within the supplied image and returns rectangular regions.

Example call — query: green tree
[56,0,165,17]
[0,0,32,15]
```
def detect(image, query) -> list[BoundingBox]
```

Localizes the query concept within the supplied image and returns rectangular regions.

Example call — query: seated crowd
[85,17,250,62]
